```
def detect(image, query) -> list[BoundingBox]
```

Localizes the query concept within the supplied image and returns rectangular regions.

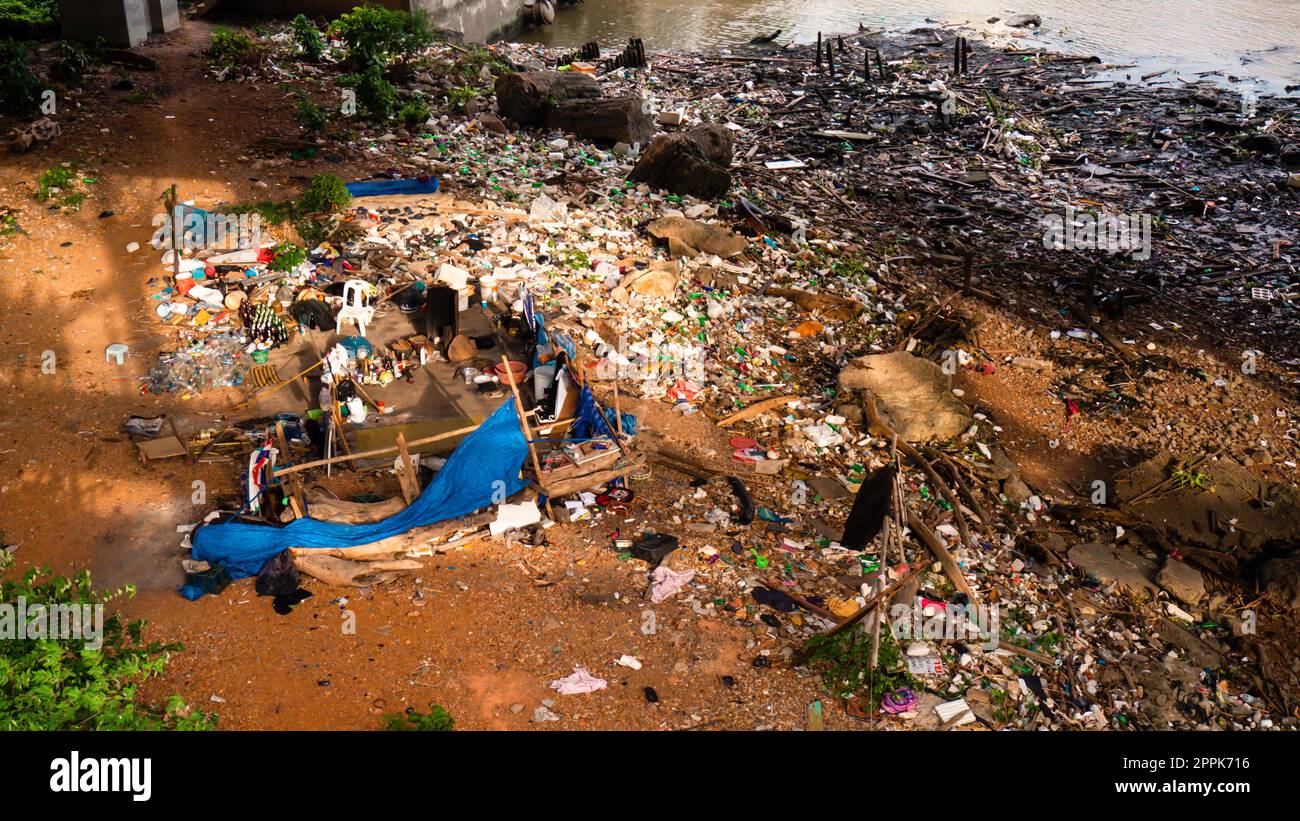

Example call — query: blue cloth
[191,400,528,579]
[345,177,439,197]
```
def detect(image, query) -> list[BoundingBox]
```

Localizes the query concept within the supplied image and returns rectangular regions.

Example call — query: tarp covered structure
[192,400,529,577]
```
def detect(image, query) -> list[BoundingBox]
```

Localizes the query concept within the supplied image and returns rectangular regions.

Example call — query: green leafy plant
[0,36,39,114]
[383,706,453,731]
[291,14,325,62]
[49,37,103,84]
[0,0,57,37]
[330,2,435,69]
[802,625,911,711]
[298,173,351,216]
[1171,466,1213,492]
[267,241,307,272]
[340,64,396,119]
[297,95,327,133]
[206,27,264,70]
[0,553,216,730]
[35,164,74,202]
[398,94,429,128]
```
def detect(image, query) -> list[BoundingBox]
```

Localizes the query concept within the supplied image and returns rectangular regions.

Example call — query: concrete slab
[59,0,151,48]
[146,0,181,33]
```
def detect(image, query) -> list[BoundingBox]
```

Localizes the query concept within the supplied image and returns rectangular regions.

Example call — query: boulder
[1156,558,1206,605]
[1006,13,1041,28]
[838,351,972,443]
[545,96,655,146]
[628,124,734,199]
[1067,543,1159,600]
[494,71,600,127]
[614,260,680,300]
[1259,552,1300,609]
[646,216,746,257]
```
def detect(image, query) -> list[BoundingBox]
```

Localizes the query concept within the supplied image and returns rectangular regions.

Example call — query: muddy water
[515,0,1300,92]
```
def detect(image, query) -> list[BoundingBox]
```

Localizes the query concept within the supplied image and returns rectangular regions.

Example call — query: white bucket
[534,363,558,395]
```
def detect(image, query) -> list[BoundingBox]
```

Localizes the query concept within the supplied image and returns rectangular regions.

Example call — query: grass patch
[382,706,453,731]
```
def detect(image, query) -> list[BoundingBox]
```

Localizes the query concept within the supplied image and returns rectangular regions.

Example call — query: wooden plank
[718,395,797,427]
[395,431,418,505]
[272,422,482,478]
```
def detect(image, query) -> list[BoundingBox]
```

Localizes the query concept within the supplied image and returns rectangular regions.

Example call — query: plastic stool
[105,343,129,365]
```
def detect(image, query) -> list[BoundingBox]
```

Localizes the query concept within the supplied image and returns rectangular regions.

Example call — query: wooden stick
[504,355,546,483]
[272,422,482,478]
[395,431,418,504]
[229,358,324,412]
[906,508,975,599]
[274,421,307,518]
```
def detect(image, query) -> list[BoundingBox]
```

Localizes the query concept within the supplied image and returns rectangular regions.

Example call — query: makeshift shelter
[191,399,529,577]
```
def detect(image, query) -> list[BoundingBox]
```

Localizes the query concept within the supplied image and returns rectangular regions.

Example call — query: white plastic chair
[336,280,375,337]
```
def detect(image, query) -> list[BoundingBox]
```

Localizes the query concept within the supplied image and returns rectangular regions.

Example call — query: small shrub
[0,552,216,730]
[340,64,396,120]
[297,96,327,133]
[268,241,307,272]
[50,37,104,84]
[0,36,40,114]
[330,2,436,69]
[206,27,263,70]
[399,94,429,128]
[802,624,911,710]
[291,14,325,62]
[298,173,351,216]
[35,165,74,202]
[383,706,453,731]
[0,0,58,37]
[447,84,478,113]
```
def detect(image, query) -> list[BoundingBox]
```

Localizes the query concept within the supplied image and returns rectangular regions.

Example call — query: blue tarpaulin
[345,177,439,198]
[190,400,528,579]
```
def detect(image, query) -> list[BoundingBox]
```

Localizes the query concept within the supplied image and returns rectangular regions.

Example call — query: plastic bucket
[533,363,557,395]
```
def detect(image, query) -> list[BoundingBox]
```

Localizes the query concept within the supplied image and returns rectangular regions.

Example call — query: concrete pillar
[58,0,151,48]
[147,0,181,34]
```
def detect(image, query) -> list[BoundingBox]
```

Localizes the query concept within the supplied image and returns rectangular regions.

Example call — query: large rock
[1067,543,1159,600]
[494,71,600,126]
[615,261,680,299]
[1260,552,1300,609]
[838,351,972,442]
[646,216,746,258]
[628,124,734,199]
[545,96,654,146]
[1156,558,1206,605]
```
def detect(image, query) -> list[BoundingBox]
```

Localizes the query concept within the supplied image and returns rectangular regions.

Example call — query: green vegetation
[0,36,39,114]
[291,14,325,62]
[0,553,216,730]
[267,241,307,272]
[206,27,264,70]
[50,37,103,84]
[297,95,327,133]
[340,64,397,119]
[298,173,352,216]
[35,164,82,209]
[433,46,507,112]
[1172,465,1214,492]
[399,93,429,128]
[0,0,57,38]
[330,2,436,69]
[802,625,912,711]
[383,706,453,731]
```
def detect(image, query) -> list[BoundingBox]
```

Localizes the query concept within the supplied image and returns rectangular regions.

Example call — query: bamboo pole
[271,422,482,478]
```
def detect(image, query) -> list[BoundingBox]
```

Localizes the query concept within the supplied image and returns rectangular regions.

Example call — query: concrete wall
[59,0,151,47]
[227,0,522,43]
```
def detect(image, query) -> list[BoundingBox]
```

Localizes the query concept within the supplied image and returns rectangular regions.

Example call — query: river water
[515,0,1300,92]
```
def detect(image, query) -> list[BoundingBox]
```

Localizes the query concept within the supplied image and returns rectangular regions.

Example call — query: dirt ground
[2,20,1298,730]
